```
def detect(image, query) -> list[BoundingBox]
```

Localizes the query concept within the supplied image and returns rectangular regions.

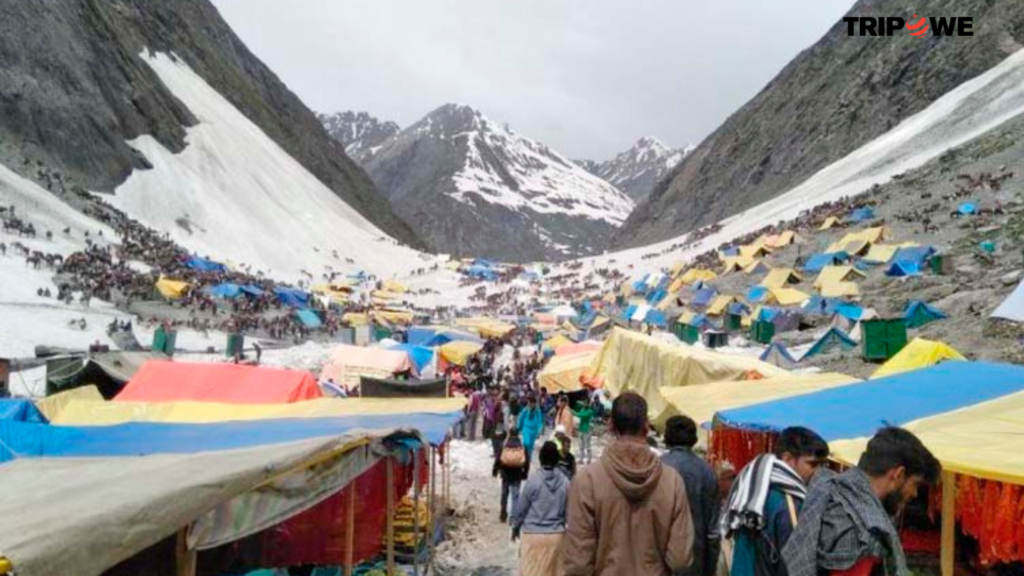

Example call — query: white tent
[992,280,1024,322]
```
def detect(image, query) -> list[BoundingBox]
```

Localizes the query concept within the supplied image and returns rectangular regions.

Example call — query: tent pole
[940,471,956,576]
[175,528,197,576]
[413,447,422,576]
[387,456,396,576]
[345,484,356,576]
[428,445,437,575]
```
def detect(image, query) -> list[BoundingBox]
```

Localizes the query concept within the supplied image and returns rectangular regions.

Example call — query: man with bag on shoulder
[494,427,529,523]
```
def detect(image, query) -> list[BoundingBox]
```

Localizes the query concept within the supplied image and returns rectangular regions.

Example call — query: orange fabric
[115,360,321,404]
[830,558,878,576]
[956,475,1024,567]
[555,341,603,356]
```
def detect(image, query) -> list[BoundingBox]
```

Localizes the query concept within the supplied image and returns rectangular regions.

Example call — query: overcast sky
[212,0,853,160]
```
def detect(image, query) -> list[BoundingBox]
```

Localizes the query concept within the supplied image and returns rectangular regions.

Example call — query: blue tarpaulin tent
[647,288,668,304]
[407,327,438,346]
[959,203,977,216]
[715,362,1024,440]
[848,207,875,223]
[835,303,866,321]
[424,329,483,348]
[760,342,798,368]
[240,285,265,297]
[185,256,227,273]
[886,261,921,277]
[692,288,718,308]
[802,327,857,359]
[904,301,946,329]
[803,252,850,273]
[893,246,935,267]
[645,309,668,328]
[0,399,46,423]
[727,302,751,316]
[466,266,498,281]
[746,286,770,304]
[295,309,322,329]
[804,296,843,316]
[388,344,435,372]
[274,287,310,308]
[210,283,242,299]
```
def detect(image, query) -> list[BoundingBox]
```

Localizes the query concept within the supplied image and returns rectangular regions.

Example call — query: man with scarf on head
[721,427,829,576]
[783,427,940,576]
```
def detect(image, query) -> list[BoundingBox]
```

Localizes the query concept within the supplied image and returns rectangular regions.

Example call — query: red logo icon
[907,14,929,37]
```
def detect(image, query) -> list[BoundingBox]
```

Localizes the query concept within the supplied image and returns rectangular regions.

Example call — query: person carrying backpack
[494,427,528,523]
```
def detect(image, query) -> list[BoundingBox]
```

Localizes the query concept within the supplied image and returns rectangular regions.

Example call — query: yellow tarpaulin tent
[739,244,772,259]
[760,268,803,289]
[819,216,841,231]
[722,255,755,274]
[769,287,811,306]
[342,313,370,326]
[311,283,352,305]
[439,341,484,366]
[765,231,801,248]
[657,372,860,431]
[34,385,104,421]
[50,397,467,426]
[382,280,409,294]
[539,351,598,393]
[814,266,865,290]
[589,328,787,423]
[871,338,966,379]
[680,268,718,284]
[544,333,574,350]
[372,310,416,325]
[155,277,190,300]
[707,295,738,316]
[863,242,918,263]
[827,227,888,254]
[830,389,1024,484]
[455,317,516,339]
[820,281,860,298]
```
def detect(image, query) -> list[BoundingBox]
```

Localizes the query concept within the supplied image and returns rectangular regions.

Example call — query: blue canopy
[716,362,1024,441]
[803,252,850,273]
[622,304,639,321]
[466,266,498,281]
[758,307,779,322]
[645,309,668,328]
[904,301,946,328]
[727,302,751,316]
[746,286,770,304]
[721,246,740,257]
[473,258,497,268]
[887,261,921,277]
[848,207,875,223]
[424,329,482,348]
[240,284,266,297]
[835,303,865,321]
[407,327,438,347]
[296,309,323,329]
[274,287,310,308]
[892,246,935,267]
[185,256,227,273]
[647,288,668,304]
[388,344,435,371]
[0,399,46,423]
[692,288,718,308]
[0,413,463,463]
[959,203,977,216]
[685,313,709,328]
[210,282,242,299]
[802,327,857,359]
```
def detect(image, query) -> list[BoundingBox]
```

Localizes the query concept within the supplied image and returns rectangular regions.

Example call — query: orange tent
[114,361,321,404]
[320,344,417,387]
[555,341,603,356]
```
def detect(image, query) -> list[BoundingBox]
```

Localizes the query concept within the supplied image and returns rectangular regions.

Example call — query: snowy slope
[107,52,430,282]
[318,111,400,165]
[580,48,1024,278]
[580,137,694,203]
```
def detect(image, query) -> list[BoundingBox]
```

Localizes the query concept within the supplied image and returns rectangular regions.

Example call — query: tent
[802,252,849,273]
[407,326,439,347]
[320,345,417,387]
[739,243,772,259]
[691,287,718,308]
[848,207,875,223]
[765,231,801,248]
[274,287,310,308]
[769,287,811,307]
[803,296,843,316]
[801,327,857,359]
[760,268,803,289]
[116,361,322,404]
[0,399,46,423]
[543,333,574,351]
[819,216,842,230]
[210,282,242,299]
[715,362,1024,443]
[871,338,965,379]
[759,342,799,369]
[819,281,860,298]
[706,295,738,317]
[34,385,103,421]
[155,277,190,300]
[658,372,859,431]
[814,266,865,290]
[904,300,947,329]
[645,309,668,328]
[959,202,977,216]
[886,260,921,277]
[539,351,599,393]
[892,246,936,268]
[295,309,322,329]
[863,243,919,264]
[680,268,718,284]
[992,279,1024,322]
[827,227,887,254]
[589,328,787,423]
[46,351,168,399]
[185,256,227,273]
[386,344,435,373]
[438,341,484,367]
[455,317,516,338]
[722,255,756,274]
[746,286,770,304]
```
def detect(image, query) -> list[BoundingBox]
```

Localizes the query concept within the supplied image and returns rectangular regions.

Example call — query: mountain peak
[583,137,692,204]
[319,110,401,165]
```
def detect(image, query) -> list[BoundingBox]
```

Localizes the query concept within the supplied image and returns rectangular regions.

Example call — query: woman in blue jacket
[517,395,544,472]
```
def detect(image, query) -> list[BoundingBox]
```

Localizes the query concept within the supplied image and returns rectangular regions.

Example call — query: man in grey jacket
[662,415,719,576]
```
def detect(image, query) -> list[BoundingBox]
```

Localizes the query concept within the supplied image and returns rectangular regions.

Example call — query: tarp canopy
[659,372,860,432]
[814,266,865,290]
[424,328,483,347]
[155,277,190,300]
[707,295,738,316]
[540,351,599,393]
[51,397,466,426]
[991,279,1024,322]
[407,326,440,346]
[210,282,242,299]
[746,286,770,304]
[274,287,310,309]
[645,309,668,327]
[871,338,965,379]
[803,253,849,273]
[739,243,772,259]
[904,300,946,328]
[759,343,799,369]
[761,268,803,289]
[555,341,603,357]
[770,287,811,307]
[386,344,435,372]
[715,362,1024,441]
[296,309,322,329]
[765,231,801,248]
[320,345,416,387]
[827,227,888,254]
[34,385,103,421]
[892,246,936,268]
[819,216,841,230]
[116,361,321,404]
[819,281,860,298]
[438,341,484,366]
[802,327,857,359]
[829,388,1024,484]
[185,256,227,273]
[886,261,921,277]
[0,399,46,423]
[862,243,918,264]
[692,288,718,308]
[589,328,787,422]
[680,268,718,284]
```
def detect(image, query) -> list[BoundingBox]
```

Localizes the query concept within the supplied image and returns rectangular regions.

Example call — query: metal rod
[940,471,956,576]
[428,445,437,575]
[345,483,356,576]
[413,448,422,576]
[387,457,395,576]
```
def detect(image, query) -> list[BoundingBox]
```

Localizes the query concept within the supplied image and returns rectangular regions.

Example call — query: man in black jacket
[661,415,719,576]
[493,427,528,523]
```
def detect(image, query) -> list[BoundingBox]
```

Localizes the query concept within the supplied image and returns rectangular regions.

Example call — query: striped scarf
[720,454,807,537]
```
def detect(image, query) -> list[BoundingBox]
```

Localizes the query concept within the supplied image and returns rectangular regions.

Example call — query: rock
[1001,270,1023,286]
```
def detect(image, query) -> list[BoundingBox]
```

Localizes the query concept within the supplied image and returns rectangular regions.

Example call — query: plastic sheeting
[539,351,598,393]
[155,277,190,299]
[116,361,322,404]
[871,338,965,379]
[296,309,323,329]
[359,376,448,398]
[438,341,483,366]
[34,385,103,421]
[589,328,787,422]
[386,344,435,372]
[715,362,1024,441]
[992,279,1024,322]
[0,399,46,423]
[274,287,310,309]
[320,344,416,387]
[185,256,227,272]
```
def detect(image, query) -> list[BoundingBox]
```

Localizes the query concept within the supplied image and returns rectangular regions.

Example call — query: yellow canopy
[439,341,484,366]
[50,397,467,426]
[667,276,686,295]
[539,351,598,393]
[589,328,787,423]
[827,227,888,254]
[769,287,811,306]
[765,231,801,248]
[34,385,104,421]
[342,312,370,326]
[372,310,416,325]
[382,280,409,294]
[830,389,1024,484]
[544,333,574,350]
[760,268,803,289]
[680,268,719,284]
[455,317,516,339]
[739,244,772,259]
[155,277,190,300]
[706,295,737,316]
[871,338,966,379]
[722,255,755,274]
[814,265,865,290]
[819,216,841,231]
[820,281,860,298]
[657,372,860,431]
[863,242,919,263]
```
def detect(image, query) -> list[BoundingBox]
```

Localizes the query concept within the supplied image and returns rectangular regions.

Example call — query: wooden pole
[940,471,956,576]
[345,484,356,576]
[387,457,396,576]
[413,448,422,576]
[428,445,437,575]
[175,528,197,576]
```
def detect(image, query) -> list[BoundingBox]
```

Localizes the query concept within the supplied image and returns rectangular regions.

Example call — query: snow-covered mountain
[318,111,400,165]
[363,104,636,261]
[577,137,693,203]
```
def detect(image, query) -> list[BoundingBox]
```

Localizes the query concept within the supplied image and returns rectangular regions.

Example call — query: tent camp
[588,328,787,423]
[871,338,965,379]
[722,255,756,274]
[759,342,799,369]
[539,351,599,393]
[904,301,947,328]
[319,345,417,387]
[991,279,1024,322]
[116,361,322,404]
[760,268,803,289]
[801,327,857,359]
